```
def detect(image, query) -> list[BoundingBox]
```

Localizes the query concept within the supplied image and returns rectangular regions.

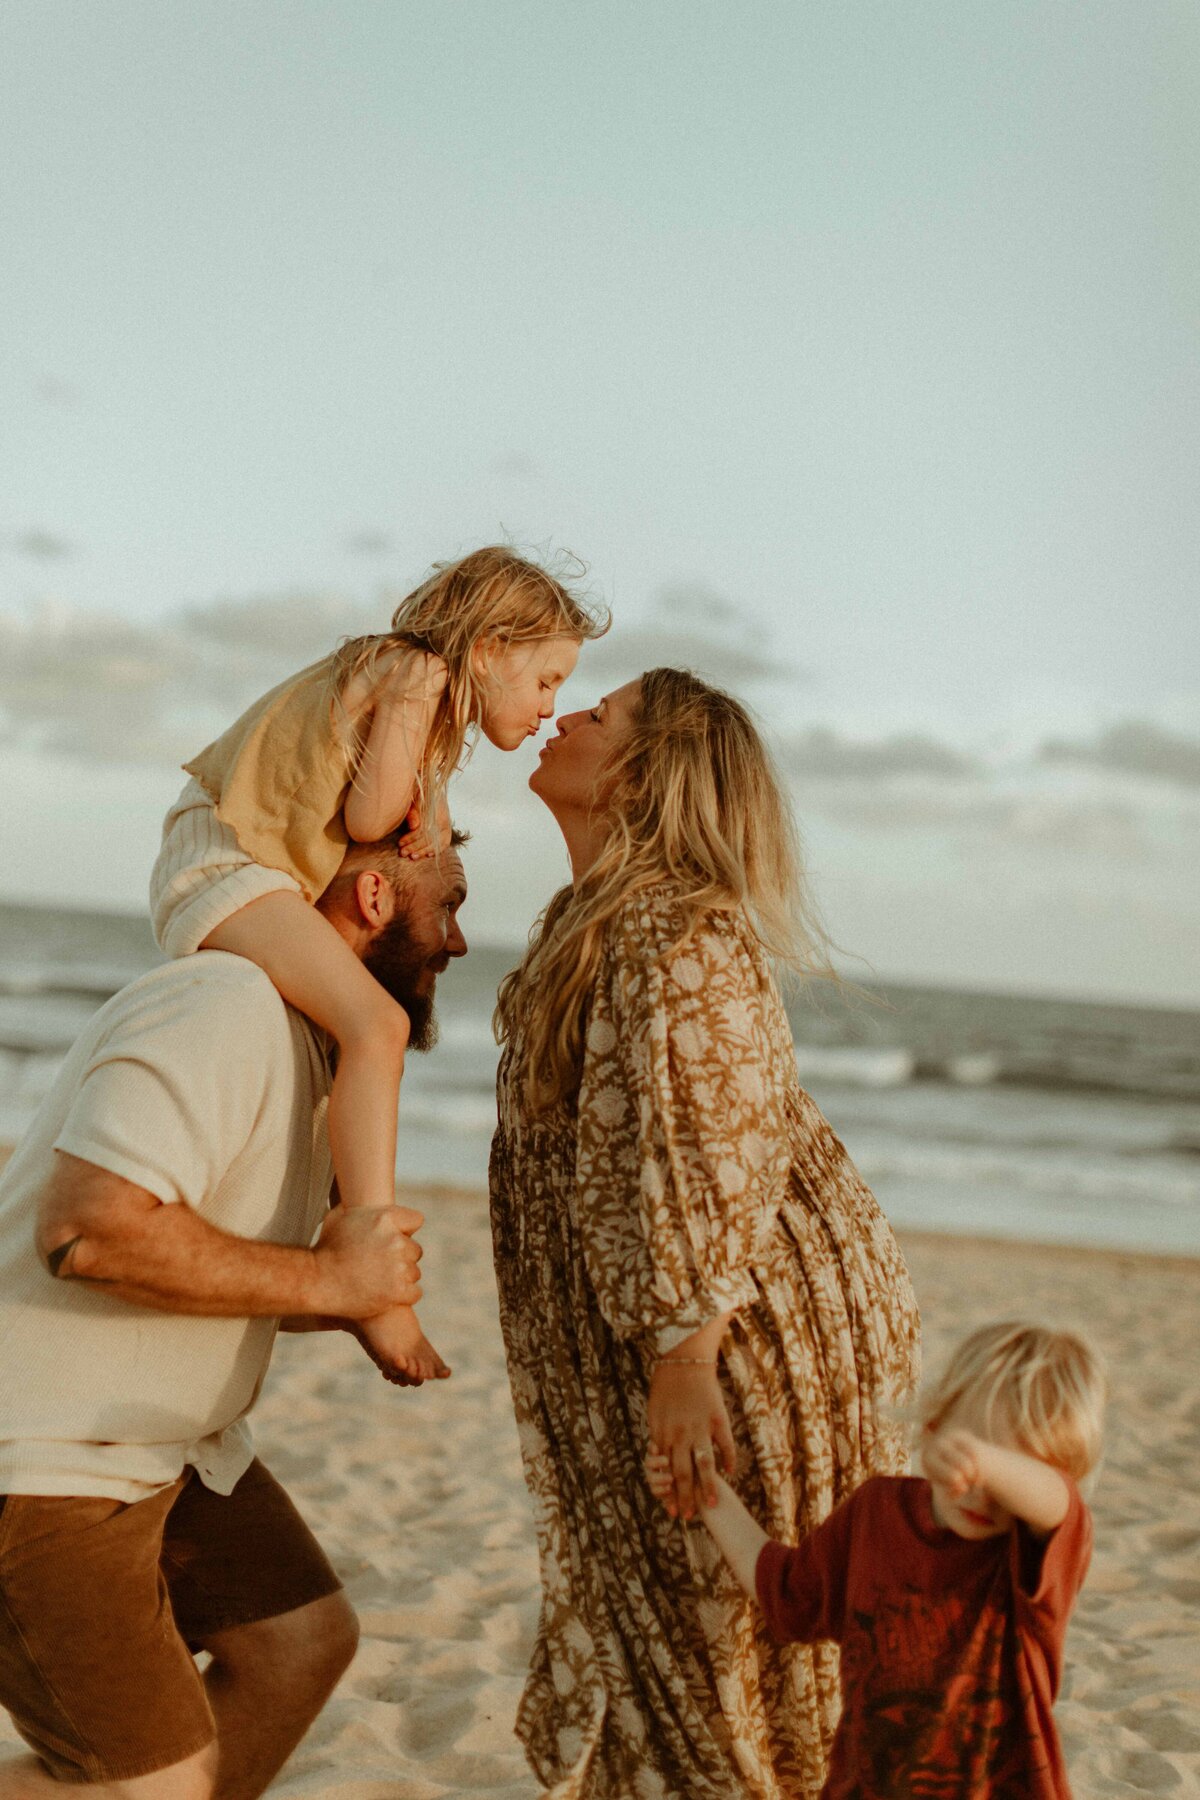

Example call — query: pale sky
[2,2,1198,1002]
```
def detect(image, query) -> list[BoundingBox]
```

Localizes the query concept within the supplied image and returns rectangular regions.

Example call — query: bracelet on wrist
[657,1356,718,1367]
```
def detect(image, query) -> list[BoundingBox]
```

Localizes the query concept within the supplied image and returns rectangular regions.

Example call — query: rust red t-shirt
[756,1474,1092,1799]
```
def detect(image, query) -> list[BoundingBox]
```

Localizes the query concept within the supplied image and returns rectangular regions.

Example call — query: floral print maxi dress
[490,887,921,1800]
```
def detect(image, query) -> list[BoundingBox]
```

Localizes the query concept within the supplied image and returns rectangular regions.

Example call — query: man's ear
[353,869,396,929]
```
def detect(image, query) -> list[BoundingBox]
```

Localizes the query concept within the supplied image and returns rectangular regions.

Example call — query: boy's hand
[921,1426,988,1497]
[645,1447,676,1510]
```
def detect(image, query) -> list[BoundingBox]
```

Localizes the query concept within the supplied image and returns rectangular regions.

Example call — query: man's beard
[362,916,441,1051]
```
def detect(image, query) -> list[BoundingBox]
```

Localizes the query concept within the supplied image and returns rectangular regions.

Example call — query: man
[0,831,469,1799]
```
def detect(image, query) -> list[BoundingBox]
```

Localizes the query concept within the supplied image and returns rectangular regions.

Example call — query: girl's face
[528,679,642,811]
[475,634,581,750]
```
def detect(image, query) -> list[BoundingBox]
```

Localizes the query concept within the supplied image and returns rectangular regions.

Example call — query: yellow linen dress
[489,887,921,1800]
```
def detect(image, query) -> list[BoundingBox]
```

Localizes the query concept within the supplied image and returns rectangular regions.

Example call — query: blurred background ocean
[3,899,1197,1255]
[2,5,1197,1256]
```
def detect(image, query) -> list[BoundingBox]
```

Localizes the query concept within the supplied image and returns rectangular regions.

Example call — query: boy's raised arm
[925,1428,1071,1537]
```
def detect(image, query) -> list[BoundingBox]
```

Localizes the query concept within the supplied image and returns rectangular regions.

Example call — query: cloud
[35,375,82,407]
[815,783,1155,859]
[773,720,1200,866]
[0,593,379,767]
[11,530,77,561]
[342,529,395,557]
[1039,721,1200,790]
[781,727,981,782]
[586,581,803,686]
[489,453,542,479]
[182,590,378,663]
[0,609,198,764]
[1,582,1195,893]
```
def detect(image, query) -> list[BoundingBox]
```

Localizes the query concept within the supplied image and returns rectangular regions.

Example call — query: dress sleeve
[574,893,791,1352]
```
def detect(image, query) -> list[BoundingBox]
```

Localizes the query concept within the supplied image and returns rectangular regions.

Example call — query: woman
[490,670,920,1799]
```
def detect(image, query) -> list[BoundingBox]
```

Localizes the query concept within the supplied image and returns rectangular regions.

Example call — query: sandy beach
[2,1174,1197,1797]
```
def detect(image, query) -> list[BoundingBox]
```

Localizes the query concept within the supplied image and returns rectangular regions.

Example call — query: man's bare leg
[0,1743,216,1799]
[199,1591,359,1800]
[0,1593,354,1800]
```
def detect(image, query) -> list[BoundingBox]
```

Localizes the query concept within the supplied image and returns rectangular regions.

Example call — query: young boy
[647,1321,1105,1799]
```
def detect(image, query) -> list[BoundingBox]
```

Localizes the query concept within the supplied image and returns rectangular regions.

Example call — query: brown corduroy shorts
[0,1458,342,1783]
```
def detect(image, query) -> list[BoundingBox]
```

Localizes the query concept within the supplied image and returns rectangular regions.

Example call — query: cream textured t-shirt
[0,952,333,1501]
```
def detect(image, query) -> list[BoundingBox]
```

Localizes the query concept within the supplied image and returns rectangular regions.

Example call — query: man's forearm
[50,1200,324,1318]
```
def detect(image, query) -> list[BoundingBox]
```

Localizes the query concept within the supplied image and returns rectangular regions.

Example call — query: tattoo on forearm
[47,1236,83,1278]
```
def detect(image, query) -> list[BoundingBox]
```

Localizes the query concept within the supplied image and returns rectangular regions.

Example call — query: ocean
[1,900,1197,1256]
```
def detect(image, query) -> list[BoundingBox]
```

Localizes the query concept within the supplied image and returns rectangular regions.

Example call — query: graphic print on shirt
[840,1583,1054,1798]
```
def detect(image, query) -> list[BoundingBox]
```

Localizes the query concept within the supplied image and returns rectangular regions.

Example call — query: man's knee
[208,1590,359,1693]
[303,1590,359,1683]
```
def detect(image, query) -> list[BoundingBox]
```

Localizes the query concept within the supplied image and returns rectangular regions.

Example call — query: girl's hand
[921,1426,987,1497]
[647,1360,737,1520]
[382,648,448,708]
[396,795,452,861]
[413,650,449,704]
[397,802,431,860]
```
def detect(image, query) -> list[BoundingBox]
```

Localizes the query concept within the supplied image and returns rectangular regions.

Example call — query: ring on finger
[695,1447,715,1463]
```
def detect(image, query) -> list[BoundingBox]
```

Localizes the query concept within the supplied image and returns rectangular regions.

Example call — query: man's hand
[310,1204,424,1319]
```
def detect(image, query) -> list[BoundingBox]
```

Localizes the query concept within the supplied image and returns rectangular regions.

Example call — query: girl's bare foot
[360,1306,451,1382]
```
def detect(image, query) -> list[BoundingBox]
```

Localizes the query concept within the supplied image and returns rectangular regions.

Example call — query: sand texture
[2,1182,1197,1796]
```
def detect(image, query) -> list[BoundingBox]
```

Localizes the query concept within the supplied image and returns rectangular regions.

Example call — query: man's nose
[447,919,468,958]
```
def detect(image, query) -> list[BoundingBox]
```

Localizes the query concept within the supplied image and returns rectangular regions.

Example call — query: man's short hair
[318,827,468,912]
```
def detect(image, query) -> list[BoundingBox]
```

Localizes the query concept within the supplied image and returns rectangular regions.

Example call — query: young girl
[647,1321,1105,1799]
[151,545,606,1380]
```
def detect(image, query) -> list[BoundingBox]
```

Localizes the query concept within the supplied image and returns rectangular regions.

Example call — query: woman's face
[528,677,642,812]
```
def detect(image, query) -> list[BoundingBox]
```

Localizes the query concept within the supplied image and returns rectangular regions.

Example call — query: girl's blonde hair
[496,666,837,1113]
[920,1321,1106,1482]
[331,545,607,816]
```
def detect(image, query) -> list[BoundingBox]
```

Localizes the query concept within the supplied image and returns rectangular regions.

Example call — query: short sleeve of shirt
[1013,1476,1093,1650]
[53,960,285,1209]
[756,1488,859,1645]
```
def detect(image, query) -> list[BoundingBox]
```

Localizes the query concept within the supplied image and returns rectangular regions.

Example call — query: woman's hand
[647,1360,737,1520]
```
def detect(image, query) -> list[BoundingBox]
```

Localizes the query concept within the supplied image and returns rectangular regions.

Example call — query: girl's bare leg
[201,892,448,1381]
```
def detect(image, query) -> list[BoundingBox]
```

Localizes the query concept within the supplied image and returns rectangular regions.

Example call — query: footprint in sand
[1100,1749,1185,1793]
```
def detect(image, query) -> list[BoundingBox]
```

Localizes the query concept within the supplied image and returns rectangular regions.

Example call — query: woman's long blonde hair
[331,545,607,813]
[496,666,837,1113]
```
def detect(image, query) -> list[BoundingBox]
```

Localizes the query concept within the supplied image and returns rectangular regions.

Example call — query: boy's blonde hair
[920,1321,1106,1482]
[331,544,608,817]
